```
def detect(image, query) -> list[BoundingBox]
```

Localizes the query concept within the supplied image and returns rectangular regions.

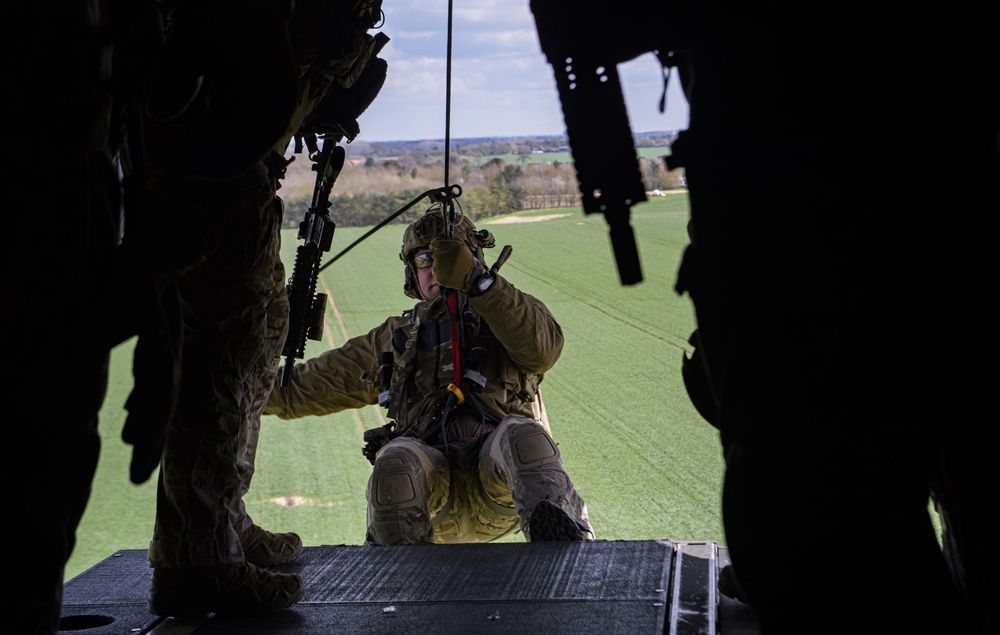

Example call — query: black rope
[319,3,458,273]
[443,0,453,187]
[317,185,459,272]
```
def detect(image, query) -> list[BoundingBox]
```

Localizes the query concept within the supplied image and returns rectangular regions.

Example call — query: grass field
[64,192,726,582]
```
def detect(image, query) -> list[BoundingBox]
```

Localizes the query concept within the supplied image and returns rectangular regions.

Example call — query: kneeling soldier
[265,206,594,544]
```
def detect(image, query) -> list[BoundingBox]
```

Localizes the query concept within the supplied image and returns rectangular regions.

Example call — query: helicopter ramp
[58,540,760,634]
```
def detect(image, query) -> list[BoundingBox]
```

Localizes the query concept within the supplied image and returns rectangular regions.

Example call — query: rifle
[279,136,345,387]
[530,0,669,286]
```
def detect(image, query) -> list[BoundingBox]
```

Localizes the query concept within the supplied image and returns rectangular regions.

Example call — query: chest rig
[362,296,500,463]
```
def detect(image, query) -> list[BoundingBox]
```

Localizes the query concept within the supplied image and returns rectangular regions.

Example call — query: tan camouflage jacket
[265,275,563,437]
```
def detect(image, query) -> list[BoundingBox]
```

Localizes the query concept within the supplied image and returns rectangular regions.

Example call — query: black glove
[121,280,182,484]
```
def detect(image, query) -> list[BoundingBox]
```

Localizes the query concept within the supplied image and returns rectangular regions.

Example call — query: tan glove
[431,237,490,293]
[431,238,493,297]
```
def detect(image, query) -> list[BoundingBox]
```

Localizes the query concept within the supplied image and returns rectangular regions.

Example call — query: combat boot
[525,499,591,542]
[147,562,304,618]
[239,524,303,566]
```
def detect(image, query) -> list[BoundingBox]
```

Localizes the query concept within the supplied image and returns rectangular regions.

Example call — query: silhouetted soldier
[532,1,998,633]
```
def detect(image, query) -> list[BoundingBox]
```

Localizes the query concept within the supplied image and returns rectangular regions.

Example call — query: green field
[65,192,725,581]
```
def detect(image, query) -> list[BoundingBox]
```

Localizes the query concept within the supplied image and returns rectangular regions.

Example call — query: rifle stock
[279,137,345,387]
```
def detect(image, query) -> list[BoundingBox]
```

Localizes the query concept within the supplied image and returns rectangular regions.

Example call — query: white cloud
[356,0,689,141]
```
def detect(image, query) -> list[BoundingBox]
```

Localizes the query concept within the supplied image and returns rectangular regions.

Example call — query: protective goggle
[412,251,434,269]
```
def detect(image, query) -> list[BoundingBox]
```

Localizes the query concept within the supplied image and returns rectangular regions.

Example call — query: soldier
[143,0,389,618]
[531,2,996,632]
[265,208,594,545]
[3,4,134,633]
[661,9,997,635]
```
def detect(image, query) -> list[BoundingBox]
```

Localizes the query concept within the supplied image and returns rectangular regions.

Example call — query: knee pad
[370,449,425,512]
[506,421,560,470]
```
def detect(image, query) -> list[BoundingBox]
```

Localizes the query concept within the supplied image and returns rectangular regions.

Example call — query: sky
[353,0,690,142]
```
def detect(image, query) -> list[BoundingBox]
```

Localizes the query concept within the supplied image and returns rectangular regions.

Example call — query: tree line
[278,134,685,228]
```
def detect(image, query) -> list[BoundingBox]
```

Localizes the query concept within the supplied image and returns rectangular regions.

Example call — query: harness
[361,297,498,464]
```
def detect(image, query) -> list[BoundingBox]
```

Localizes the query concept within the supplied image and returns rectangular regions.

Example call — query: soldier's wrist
[467,264,494,296]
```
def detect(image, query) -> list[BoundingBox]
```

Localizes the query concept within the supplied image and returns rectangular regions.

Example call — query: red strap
[446,290,462,386]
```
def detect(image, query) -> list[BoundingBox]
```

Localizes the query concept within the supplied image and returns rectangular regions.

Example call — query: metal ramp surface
[58,541,759,634]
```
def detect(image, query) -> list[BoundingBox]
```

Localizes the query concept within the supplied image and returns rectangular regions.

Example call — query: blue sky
[354,0,690,142]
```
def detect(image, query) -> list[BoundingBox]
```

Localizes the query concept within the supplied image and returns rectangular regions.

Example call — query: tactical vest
[381,296,540,441]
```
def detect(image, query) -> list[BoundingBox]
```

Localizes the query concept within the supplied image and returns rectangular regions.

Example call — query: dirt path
[484,213,572,224]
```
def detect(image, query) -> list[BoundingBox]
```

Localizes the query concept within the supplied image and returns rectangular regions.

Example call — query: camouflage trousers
[365,414,593,544]
[148,179,288,568]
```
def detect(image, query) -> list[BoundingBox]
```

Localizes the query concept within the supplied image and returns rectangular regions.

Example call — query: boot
[239,523,303,566]
[148,562,304,618]
[525,500,590,542]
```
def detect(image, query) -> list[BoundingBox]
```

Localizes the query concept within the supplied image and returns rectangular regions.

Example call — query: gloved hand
[430,238,481,293]
[121,280,182,484]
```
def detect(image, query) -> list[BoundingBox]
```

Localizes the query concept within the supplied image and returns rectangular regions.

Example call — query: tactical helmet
[400,203,495,299]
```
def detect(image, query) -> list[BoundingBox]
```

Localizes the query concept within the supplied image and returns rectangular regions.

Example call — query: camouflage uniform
[146,170,290,567]
[266,214,593,544]
[147,0,388,569]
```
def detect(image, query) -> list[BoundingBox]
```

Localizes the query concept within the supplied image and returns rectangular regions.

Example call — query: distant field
[66,194,725,581]
[469,146,671,166]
